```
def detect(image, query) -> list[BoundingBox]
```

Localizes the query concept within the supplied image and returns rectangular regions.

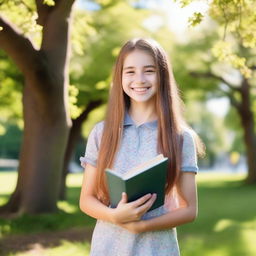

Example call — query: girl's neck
[129,102,157,126]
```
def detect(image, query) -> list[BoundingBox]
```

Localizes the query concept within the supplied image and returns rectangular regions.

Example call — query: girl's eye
[126,71,134,74]
[145,70,155,73]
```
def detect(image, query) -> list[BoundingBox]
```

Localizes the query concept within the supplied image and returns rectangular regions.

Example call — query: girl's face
[122,49,157,105]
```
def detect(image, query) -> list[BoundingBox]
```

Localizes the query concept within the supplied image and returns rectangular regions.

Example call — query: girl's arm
[119,172,197,233]
[79,163,156,224]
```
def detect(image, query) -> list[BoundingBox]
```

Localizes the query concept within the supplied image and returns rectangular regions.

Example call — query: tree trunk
[59,120,81,201]
[237,79,256,184]
[0,67,71,215]
[190,71,256,184]
[0,0,75,215]
[59,100,103,200]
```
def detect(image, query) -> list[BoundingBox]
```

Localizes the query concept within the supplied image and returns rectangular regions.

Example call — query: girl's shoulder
[94,120,105,131]
[180,125,205,158]
[89,121,105,139]
[180,126,197,141]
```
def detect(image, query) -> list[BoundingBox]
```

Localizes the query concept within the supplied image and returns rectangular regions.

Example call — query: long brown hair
[95,38,204,204]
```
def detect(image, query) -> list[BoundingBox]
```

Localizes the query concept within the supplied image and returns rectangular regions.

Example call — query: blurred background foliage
[0,0,255,172]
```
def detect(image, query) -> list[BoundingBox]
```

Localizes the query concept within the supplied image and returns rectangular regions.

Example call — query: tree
[0,0,75,214]
[175,0,256,183]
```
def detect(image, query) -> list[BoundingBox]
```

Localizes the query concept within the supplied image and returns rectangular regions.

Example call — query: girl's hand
[111,192,156,224]
[119,220,145,234]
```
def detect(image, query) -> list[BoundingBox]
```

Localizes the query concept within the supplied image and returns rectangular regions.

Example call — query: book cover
[106,154,168,212]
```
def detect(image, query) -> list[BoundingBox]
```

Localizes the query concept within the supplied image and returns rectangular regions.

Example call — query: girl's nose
[135,72,146,84]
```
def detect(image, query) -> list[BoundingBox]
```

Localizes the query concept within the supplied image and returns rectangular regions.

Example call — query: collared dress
[80,113,198,256]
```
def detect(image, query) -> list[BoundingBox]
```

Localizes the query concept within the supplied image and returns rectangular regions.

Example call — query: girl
[80,38,204,256]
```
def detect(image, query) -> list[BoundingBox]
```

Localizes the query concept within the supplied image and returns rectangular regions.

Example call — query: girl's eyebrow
[123,66,134,70]
[123,65,156,70]
[144,65,156,69]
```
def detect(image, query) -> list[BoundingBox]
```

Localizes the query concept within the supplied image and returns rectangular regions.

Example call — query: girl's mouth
[131,87,150,92]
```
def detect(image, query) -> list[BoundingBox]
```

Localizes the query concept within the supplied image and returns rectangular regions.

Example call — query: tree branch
[56,0,76,18]
[38,0,76,74]
[35,0,52,26]
[0,16,37,76]
[190,71,242,92]
[73,99,103,125]
[36,0,76,26]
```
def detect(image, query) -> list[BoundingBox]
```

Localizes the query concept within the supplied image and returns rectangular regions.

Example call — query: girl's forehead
[123,49,155,67]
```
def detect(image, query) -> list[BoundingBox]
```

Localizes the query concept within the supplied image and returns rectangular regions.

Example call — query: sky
[141,0,210,40]
[206,98,229,117]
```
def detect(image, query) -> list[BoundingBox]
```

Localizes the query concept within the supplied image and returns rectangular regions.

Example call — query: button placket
[134,125,139,153]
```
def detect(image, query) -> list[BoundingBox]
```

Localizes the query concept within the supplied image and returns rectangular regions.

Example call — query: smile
[131,87,151,92]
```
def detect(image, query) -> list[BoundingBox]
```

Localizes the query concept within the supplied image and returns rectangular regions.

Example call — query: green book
[106,154,168,212]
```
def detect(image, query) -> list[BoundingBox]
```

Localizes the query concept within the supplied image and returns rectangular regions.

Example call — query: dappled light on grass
[6,240,90,256]
[45,240,90,256]
[66,173,83,188]
[241,220,256,255]
[1,172,256,255]
[0,195,8,206]
[0,172,95,238]
[213,219,236,232]
[178,173,256,256]
[57,201,78,214]
[197,172,247,187]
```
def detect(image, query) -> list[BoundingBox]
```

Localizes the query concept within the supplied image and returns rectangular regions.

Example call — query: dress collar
[123,111,157,129]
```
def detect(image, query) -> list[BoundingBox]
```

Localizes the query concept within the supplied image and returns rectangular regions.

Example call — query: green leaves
[188,12,204,26]
[43,0,55,6]
[242,32,256,48]
[211,41,252,78]
[0,1,41,45]
[68,85,83,119]
[176,0,256,78]
[174,0,193,8]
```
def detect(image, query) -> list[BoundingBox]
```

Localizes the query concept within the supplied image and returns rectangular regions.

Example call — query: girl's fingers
[119,192,128,204]
[132,193,152,207]
[137,194,157,214]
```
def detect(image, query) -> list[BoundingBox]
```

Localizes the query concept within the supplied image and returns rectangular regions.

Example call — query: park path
[0,227,93,255]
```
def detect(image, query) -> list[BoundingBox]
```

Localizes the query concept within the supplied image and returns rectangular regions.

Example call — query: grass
[0,171,255,256]
[179,173,256,256]
[0,172,95,236]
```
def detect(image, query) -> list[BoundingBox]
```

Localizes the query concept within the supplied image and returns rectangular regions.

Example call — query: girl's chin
[129,94,156,104]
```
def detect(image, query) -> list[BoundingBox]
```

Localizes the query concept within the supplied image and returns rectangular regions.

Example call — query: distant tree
[175,0,256,183]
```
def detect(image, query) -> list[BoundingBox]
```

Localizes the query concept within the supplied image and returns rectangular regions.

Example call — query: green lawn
[179,173,256,256]
[0,171,255,256]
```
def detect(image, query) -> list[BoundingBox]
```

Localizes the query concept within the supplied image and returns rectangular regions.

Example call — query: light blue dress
[80,112,198,256]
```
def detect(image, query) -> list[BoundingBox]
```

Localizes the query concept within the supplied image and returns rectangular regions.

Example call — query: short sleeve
[80,122,103,168]
[181,130,198,173]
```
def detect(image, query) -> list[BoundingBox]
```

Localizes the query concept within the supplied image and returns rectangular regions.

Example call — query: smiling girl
[79,38,204,256]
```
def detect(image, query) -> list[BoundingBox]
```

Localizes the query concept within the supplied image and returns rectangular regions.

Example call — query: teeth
[132,87,149,92]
